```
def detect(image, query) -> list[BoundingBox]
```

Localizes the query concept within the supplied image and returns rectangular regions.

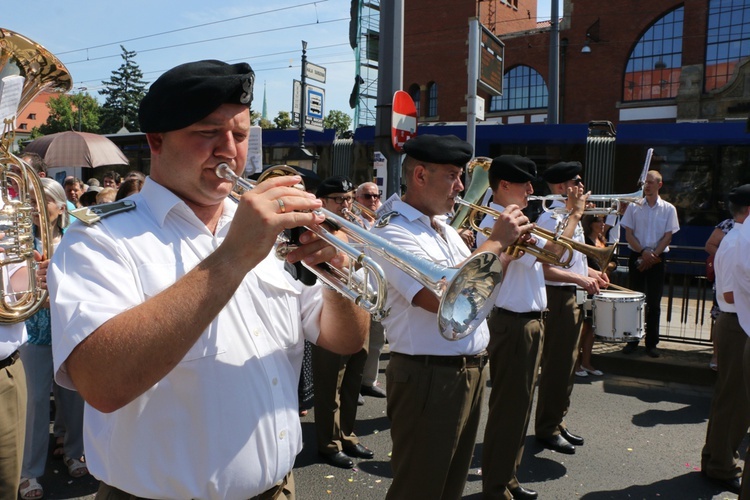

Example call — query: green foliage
[99,46,147,133]
[323,110,352,137]
[251,111,274,129]
[273,111,293,130]
[36,92,100,135]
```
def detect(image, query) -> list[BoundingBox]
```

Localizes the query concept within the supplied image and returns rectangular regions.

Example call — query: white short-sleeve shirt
[714,222,742,314]
[536,200,588,285]
[369,200,489,356]
[49,178,323,500]
[477,202,547,313]
[621,196,680,252]
[732,221,750,335]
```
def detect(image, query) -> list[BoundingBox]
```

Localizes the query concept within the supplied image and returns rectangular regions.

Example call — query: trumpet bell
[438,252,503,341]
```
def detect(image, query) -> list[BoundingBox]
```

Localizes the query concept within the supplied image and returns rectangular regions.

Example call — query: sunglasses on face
[325,195,354,204]
[571,177,584,185]
[361,193,381,200]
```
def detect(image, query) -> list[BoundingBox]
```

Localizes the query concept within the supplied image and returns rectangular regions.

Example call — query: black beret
[316,175,355,198]
[139,60,255,133]
[542,161,583,184]
[402,134,473,167]
[728,184,750,206]
[490,155,537,183]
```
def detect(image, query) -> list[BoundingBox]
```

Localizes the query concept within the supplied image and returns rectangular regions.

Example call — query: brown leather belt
[391,351,489,369]
[0,350,19,369]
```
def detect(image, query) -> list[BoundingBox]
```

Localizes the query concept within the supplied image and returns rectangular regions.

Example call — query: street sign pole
[299,40,307,148]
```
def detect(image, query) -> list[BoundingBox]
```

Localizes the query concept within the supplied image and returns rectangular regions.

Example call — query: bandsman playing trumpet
[477,155,587,500]
[370,135,533,499]
[534,161,609,456]
[48,60,369,499]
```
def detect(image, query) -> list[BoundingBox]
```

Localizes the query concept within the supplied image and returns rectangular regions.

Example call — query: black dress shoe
[320,451,354,469]
[361,384,387,398]
[559,427,584,446]
[343,443,375,459]
[622,342,637,354]
[509,485,538,499]
[704,474,741,494]
[537,434,575,454]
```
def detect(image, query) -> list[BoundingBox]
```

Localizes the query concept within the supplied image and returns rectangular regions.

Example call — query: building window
[489,65,548,111]
[427,82,438,117]
[705,0,750,91]
[623,6,684,102]
[27,113,36,120]
[18,123,27,130]
[408,83,421,117]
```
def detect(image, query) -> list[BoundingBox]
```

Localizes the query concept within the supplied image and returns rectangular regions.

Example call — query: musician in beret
[534,161,608,456]
[478,156,586,500]
[621,170,680,357]
[48,59,368,499]
[370,134,533,499]
[703,184,750,495]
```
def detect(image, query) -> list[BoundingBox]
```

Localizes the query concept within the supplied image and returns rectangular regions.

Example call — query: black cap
[316,175,355,198]
[728,184,750,206]
[490,155,537,183]
[139,60,255,133]
[402,134,473,167]
[542,161,583,184]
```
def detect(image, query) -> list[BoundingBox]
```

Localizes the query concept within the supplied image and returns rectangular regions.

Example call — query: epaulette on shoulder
[374,211,401,228]
[69,200,136,226]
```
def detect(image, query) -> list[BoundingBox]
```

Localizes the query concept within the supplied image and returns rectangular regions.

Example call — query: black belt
[496,308,547,320]
[0,351,19,369]
[391,351,489,369]
[721,311,738,316]
[100,473,290,500]
[548,285,577,293]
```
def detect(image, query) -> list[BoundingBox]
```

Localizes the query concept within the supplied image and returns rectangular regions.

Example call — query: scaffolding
[353,1,380,129]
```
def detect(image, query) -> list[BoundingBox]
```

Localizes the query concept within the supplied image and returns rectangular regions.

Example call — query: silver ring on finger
[277,198,286,214]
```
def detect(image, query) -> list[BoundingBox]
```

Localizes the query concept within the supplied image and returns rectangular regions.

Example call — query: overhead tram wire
[55,0,330,56]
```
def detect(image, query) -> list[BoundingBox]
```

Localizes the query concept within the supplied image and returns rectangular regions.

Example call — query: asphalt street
[37,349,738,500]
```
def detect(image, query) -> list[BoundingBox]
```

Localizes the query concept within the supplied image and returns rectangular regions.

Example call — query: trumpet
[350,201,377,221]
[528,190,643,217]
[216,164,504,341]
[454,197,616,272]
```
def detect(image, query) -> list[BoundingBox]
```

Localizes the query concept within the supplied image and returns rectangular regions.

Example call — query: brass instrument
[350,201,377,222]
[216,163,504,341]
[528,190,644,217]
[450,156,492,230]
[454,198,617,272]
[0,29,72,323]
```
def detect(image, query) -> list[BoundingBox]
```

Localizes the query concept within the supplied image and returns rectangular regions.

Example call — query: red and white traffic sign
[391,90,417,153]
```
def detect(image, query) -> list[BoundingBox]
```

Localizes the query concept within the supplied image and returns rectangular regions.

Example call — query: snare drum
[592,290,646,342]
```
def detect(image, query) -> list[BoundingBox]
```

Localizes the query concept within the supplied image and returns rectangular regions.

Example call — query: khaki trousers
[702,312,749,480]
[482,309,544,499]
[0,356,26,495]
[535,286,583,438]
[385,353,487,500]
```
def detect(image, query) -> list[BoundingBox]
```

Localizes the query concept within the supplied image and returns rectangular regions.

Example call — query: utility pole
[547,0,560,124]
[299,40,308,148]
[375,0,404,198]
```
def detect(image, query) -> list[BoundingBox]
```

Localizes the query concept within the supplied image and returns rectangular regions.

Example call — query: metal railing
[610,244,714,346]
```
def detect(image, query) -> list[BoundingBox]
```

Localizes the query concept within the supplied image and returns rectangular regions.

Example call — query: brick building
[404,0,750,127]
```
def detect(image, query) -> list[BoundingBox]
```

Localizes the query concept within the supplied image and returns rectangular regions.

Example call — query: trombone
[216,164,504,341]
[454,197,616,272]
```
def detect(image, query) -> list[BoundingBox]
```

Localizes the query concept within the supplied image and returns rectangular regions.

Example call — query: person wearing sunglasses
[355,182,382,229]
[534,161,609,458]
[312,176,374,469]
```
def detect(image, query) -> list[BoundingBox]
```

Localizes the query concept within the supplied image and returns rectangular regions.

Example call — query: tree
[324,110,352,137]
[273,111,293,130]
[35,92,100,136]
[99,46,147,133]
[251,111,274,129]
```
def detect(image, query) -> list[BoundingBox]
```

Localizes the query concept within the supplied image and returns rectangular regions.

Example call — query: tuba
[0,28,72,323]
[450,157,491,231]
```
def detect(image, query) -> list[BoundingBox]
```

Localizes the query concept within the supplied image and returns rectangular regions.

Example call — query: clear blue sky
[5,0,561,123]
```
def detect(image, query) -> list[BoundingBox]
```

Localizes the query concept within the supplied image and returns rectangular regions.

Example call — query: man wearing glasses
[355,182,382,229]
[534,162,609,457]
[312,176,373,469]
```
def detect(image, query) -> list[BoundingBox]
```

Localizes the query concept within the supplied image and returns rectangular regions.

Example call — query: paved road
[40,352,738,500]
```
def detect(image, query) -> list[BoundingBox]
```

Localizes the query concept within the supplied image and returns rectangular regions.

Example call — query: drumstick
[606,282,638,293]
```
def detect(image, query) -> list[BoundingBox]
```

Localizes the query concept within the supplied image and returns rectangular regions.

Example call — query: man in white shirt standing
[701,184,749,496]
[370,134,532,499]
[621,170,680,357]
[49,60,369,500]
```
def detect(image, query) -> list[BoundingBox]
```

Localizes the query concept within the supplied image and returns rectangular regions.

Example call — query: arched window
[489,65,548,111]
[408,83,421,117]
[427,82,438,117]
[706,0,750,91]
[623,7,684,102]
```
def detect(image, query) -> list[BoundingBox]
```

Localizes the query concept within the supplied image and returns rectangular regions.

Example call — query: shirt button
[272,377,278,386]
[279,430,286,439]
[253,328,260,336]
